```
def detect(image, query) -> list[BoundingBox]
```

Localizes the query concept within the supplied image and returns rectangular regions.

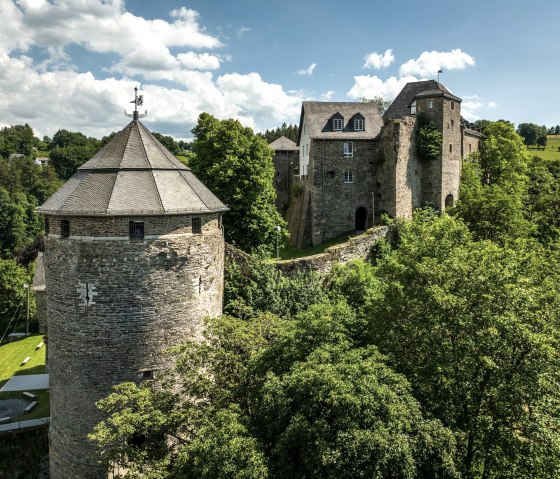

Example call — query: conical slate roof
[38,121,228,216]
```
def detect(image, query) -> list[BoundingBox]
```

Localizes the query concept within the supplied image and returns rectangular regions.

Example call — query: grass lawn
[0,334,46,388]
[0,334,49,422]
[278,231,358,260]
[528,135,560,162]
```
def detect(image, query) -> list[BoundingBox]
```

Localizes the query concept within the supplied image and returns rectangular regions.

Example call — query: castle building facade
[38,119,228,478]
[287,81,483,248]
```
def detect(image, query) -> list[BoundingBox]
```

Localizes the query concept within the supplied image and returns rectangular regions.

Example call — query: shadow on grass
[13,365,47,377]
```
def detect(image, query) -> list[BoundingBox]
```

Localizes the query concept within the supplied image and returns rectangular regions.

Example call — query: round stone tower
[38,118,228,478]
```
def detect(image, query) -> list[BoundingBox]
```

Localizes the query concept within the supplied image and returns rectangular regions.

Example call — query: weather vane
[124,86,148,121]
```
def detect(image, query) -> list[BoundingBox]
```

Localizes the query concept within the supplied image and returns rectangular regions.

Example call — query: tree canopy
[190,113,287,253]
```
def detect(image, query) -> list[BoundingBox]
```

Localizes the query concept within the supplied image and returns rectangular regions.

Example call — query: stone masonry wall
[45,213,224,479]
[308,139,377,246]
[276,226,389,275]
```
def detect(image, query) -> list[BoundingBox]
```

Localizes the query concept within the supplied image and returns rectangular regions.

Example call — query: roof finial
[124,86,148,121]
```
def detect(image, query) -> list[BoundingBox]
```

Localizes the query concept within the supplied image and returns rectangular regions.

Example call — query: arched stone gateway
[445,194,454,208]
[38,106,228,478]
[355,206,368,231]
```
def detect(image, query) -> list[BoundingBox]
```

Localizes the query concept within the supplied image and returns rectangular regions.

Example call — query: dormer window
[354,119,364,131]
[332,118,343,131]
[410,100,417,115]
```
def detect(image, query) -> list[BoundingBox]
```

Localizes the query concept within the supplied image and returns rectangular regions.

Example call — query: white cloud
[399,49,475,77]
[363,49,394,70]
[237,27,251,37]
[489,101,497,108]
[296,63,317,76]
[461,100,484,121]
[347,75,420,101]
[321,90,335,100]
[177,52,221,70]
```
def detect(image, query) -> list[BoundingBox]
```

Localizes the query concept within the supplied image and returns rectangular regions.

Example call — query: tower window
[192,217,202,234]
[451,119,454,127]
[354,119,364,131]
[129,221,144,240]
[332,118,343,131]
[428,100,433,109]
[343,142,354,158]
[45,218,49,236]
[451,101,455,110]
[61,220,70,238]
[344,171,354,183]
[449,144,453,153]
[410,100,417,115]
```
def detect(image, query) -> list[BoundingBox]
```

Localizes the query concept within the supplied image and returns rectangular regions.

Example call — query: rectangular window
[141,370,155,380]
[45,218,49,236]
[451,101,455,110]
[451,119,454,127]
[410,101,417,115]
[344,171,354,183]
[343,142,353,158]
[428,99,433,109]
[192,217,202,234]
[449,144,453,153]
[354,119,364,131]
[129,221,144,240]
[468,143,472,153]
[61,220,70,238]
[218,214,222,229]
[332,118,343,131]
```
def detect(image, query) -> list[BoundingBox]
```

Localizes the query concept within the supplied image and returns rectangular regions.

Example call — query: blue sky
[1,0,558,140]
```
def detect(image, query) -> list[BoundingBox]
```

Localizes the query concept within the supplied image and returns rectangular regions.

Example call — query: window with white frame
[344,170,354,183]
[332,118,343,130]
[354,118,364,131]
[343,142,353,158]
[428,99,433,109]
[410,100,417,115]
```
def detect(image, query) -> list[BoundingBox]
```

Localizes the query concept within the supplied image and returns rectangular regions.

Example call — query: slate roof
[298,102,383,144]
[38,121,228,216]
[268,136,299,151]
[383,80,461,119]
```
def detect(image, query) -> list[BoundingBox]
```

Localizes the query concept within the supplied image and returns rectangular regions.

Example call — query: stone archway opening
[445,194,454,208]
[355,207,367,232]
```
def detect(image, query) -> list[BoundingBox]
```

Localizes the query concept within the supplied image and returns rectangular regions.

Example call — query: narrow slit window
[129,221,144,240]
[45,218,50,236]
[61,220,70,238]
[192,217,202,234]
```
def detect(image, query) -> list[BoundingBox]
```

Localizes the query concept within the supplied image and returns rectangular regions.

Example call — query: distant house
[268,136,299,213]
[287,81,483,248]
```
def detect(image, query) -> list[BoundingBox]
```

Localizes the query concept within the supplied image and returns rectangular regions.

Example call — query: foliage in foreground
[92,304,458,479]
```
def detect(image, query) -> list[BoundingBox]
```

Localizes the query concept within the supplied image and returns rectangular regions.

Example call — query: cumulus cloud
[347,75,420,100]
[489,101,497,108]
[399,49,475,77]
[177,52,221,70]
[363,49,394,70]
[296,63,317,76]
[321,90,335,100]
[0,1,304,138]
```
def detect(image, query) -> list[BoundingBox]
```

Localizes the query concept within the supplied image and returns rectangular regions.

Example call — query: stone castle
[37,116,227,478]
[270,80,483,248]
[37,80,481,478]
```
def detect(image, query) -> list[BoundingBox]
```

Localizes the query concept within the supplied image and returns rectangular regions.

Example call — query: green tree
[153,132,181,156]
[416,112,442,161]
[0,258,30,334]
[190,113,287,252]
[360,95,392,115]
[48,129,102,180]
[517,123,547,148]
[0,124,37,158]
[367,211,560,479]
[453,121,532,242]
[92,303,459,478]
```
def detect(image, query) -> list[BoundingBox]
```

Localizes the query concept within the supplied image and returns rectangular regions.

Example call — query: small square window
[354,119,364,131]
[326,170,335,179]
[61,220,70,238]
[343,142,353,158]
[129,221,144,240]
[141,370,155,380]
[192,217,202,234]
[332,118,343,131]
[344,171,354,183]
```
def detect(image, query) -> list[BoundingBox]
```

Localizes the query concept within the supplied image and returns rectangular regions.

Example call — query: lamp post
[274,226,281,260]
[23,283,29,336]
